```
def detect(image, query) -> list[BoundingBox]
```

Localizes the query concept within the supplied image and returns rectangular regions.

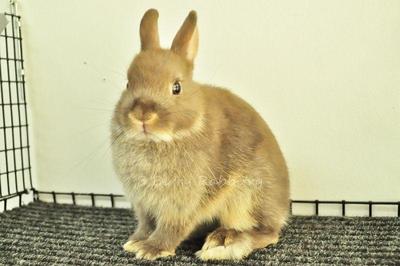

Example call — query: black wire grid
[0,12,32,211]
[0,12,398,217]
[31,190,400,217]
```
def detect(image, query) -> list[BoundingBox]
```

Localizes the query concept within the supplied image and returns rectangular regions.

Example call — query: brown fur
[111,9,290,261]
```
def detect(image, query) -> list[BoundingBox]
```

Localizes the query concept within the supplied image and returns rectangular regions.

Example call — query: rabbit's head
[114,9,204,142]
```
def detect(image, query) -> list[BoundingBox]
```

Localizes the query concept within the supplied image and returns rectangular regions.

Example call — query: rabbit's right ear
[171,11,198,64]
[140,9,160,50]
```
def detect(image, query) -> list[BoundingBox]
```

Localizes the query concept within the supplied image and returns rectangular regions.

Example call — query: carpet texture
[0,201,399,265]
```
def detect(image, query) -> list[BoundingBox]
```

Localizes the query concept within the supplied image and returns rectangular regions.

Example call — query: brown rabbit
[111,9,290,261]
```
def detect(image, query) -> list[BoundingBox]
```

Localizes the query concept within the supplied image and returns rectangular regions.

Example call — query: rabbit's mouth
[135,129,173,142]
[142,123,148,134]
[127,120,173,142]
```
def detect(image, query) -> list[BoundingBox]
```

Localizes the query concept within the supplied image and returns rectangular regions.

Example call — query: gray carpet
[0,201,399,265]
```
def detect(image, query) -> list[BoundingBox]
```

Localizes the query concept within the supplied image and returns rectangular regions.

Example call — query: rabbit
[111,9,290,261]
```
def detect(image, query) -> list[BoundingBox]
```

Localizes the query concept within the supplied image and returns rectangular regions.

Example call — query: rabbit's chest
[115,148,198,180]
[113,145,204,208]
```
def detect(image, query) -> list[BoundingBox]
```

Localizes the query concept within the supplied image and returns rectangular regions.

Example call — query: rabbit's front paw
[195,228,252,260]
[127,229,152,243]
[123,239,175,260]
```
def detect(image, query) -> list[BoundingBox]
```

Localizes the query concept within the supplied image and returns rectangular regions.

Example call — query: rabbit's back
[201,85,288,178]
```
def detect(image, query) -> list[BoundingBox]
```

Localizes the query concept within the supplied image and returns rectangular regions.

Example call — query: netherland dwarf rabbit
[111,9,290,261]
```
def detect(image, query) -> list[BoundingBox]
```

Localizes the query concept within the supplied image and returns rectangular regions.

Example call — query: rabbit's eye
[172,81,182,95]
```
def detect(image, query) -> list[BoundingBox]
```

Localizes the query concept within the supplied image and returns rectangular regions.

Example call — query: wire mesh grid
[29,190,400,217]
[0,12,32,208]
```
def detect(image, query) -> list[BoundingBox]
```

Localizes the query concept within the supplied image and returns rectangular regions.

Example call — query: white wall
[15,0,400,205]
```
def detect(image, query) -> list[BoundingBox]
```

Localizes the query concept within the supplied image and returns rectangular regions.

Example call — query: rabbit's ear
[171,11,198,63]
[140,9,160,50]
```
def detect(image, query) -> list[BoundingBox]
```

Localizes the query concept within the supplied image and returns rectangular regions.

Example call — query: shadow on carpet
[0,201,399,265]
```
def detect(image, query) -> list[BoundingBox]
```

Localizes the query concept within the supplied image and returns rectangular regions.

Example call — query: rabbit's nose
[129,98,158,123]
[139,112,157,122]
[129,110,157,124]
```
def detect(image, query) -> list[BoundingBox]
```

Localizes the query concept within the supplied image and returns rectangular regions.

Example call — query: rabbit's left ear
[171,11,199,64]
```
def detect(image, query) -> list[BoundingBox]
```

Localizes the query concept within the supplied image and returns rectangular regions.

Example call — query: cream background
[3,1,399,212]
